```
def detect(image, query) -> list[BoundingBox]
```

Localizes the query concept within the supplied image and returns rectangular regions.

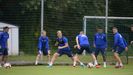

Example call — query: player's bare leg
[73,55,85,67]
[91,54,98,66]
[48,53,59,67]
[95,53,106,68]
[47,50,51,64]
[35,54,42,65]
[71,56,75,66]
[73,55,78,67]
[102,55,107,68]
[114,53,123,68]
[2,55,8,64]
[95,54,98,63]
[0,56,2,67]
[73,56,77,67]
[73,45,85,67]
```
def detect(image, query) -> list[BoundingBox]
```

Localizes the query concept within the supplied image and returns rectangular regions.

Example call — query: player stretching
[48,30,84,67]
[0,27,9,67]
[35,30,50,65]
[112,27,128,68]
[75,31,98,67]
[94,27,107,68]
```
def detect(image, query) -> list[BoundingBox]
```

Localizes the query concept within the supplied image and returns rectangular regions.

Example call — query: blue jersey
[0,32,9,48]
[38,36,49,51]
[113,32,127,49]
[56,36,69,47]
[94,33,107,48]
[76,34,90,46]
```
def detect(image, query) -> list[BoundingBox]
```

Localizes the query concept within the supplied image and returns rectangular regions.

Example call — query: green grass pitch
[1,55,133,75]
[1,64,133,75]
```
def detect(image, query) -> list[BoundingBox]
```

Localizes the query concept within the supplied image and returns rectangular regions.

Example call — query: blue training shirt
[0,32,9,48]
[113,32,127,49]
[76,34,90,46]
[38,36,49,51]
[94,33,107,48]
[56,36,69,47]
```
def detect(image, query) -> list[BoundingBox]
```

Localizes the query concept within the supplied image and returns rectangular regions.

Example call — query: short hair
[97,26,103,29]
[80,31,84,33]
[42,30,46,33]
[112,27,118,30]
[57,30,62,33]
[3,26,9,30]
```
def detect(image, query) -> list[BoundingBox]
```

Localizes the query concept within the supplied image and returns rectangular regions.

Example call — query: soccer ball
[87,62,94,68]
[4,63,11,68]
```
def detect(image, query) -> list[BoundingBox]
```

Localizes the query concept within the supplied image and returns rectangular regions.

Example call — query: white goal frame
[83,16,133,34]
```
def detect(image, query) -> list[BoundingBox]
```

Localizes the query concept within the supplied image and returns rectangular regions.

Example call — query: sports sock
[120,63,123,66]
[73,61,77,66]
[35,60,38,65]
[115,62,119,66]
[94,60,98,66]
[103,62,106,67]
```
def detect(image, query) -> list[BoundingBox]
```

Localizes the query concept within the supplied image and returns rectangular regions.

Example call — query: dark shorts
[113,47,125,54]
[38,48,49,55]
[0,49,3,55]
[95,48,106,56]
[57,47,73,57]
[77,44,92,54]
[0,48,8,56]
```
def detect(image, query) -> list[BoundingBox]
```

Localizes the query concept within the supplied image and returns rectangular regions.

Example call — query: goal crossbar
[83,16,133,34]
[84,16,133,19]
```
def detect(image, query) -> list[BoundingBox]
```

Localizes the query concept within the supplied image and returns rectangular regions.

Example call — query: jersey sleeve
[113,35,119,50]
[38,37,42,50]
[104,34,107,48]
[93,34,96,46]
[76,35,79,39]
[123,38,128,48]
[63,37,68,43]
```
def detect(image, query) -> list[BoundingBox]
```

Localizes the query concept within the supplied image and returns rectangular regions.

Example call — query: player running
[75,31,98,67]
[93,27,107,68]
[0,26,9,67]
[48,30,84,67]
[35,30,51,65]
[112,27,128,68]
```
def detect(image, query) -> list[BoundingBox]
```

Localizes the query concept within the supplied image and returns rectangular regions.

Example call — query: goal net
[83,16,133,64]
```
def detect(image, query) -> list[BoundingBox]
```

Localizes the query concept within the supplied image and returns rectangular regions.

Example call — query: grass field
[8,54,130,64]
[1,64,133,75]
[1,54,132,75]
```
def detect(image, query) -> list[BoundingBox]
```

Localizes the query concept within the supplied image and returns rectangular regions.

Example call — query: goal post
[83,16,133,34]
[83,16,133,64]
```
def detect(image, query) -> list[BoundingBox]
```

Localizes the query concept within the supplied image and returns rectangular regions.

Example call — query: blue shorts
[114,47,125,54]
[38,48,49,55]
[95,48,106,56]
[0,48,8,56]
[77,44,92,54]
[57,47,73,57]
